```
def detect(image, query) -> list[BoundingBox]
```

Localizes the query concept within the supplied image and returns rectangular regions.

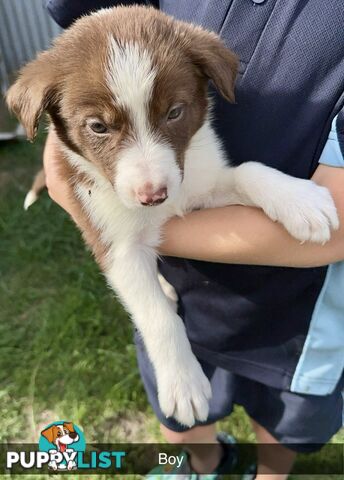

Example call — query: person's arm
[161,111,344,268]
[43,128,80,224]
[44,131,344,269]
[159,164,344,268]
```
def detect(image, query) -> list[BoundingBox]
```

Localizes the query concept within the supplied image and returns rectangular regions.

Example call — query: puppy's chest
[75,177,168,249]
[73,158,226,253]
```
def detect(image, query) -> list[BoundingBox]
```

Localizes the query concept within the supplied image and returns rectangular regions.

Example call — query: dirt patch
[0,171,12,188]
[98,412,158,443]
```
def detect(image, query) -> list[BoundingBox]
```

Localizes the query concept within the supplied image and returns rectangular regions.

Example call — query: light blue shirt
[291,111,344,396]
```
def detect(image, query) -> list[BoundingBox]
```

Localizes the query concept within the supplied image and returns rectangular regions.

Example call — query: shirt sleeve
[44,0,151,28]
[318,109,344,167]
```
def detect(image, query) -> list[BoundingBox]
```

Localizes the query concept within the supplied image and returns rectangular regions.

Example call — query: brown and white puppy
[7,6,338,427]
[41,422,79,470]
[41,422,79,452]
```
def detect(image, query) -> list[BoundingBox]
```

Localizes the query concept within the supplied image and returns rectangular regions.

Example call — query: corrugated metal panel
[0,0,62,134]
[0,0,62,81]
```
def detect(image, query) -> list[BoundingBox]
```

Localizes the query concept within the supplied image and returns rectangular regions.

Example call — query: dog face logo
[39,421,85,471]
[41,422,79,453]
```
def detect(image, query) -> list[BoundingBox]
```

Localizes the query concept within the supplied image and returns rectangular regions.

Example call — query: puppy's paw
[48,462,58,471]
[67,461,77,471]
[268,180,339,244]
[157,356,211,428]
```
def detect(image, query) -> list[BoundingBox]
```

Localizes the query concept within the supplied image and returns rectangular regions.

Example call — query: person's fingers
[42,129,74,215]
[43,129,61,193]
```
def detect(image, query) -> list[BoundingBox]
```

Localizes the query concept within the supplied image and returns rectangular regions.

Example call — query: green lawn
[0,130,342,478]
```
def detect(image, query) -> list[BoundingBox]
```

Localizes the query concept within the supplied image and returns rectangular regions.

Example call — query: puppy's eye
[89,121,108,134]
[167,104,184,122]
[57,431,62,436]
[64,429,69,435]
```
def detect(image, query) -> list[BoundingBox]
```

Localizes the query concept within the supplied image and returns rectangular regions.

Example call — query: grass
[0,131,150,444]
[0,129,342,478]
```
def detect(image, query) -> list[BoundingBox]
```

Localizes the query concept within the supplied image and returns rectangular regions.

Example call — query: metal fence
[0,0,62,89]
[0,0,61,136]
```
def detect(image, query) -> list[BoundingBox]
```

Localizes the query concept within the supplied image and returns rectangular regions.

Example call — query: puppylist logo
[6,421,126,473]
[39,421,85,471]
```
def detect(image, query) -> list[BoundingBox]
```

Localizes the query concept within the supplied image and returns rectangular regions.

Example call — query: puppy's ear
[185,26,238,103]
[63,422,74,432]
[6,51,59,141]
[41,425,56,444]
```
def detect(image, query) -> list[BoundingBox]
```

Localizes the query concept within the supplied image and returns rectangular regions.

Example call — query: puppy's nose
[137,185,168,206]
[69,432,77,439]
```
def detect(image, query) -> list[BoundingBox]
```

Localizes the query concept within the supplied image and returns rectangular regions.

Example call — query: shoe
[241,463,257,480]
[146,432,238,479]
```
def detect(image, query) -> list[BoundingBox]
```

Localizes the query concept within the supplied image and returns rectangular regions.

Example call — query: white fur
[64,115,339,427]
[47,426,79,471]
[107,38,156,117]
[24,190,38,210]
[114,140,182,209]
[158,273,178,311]
[107,40,181,207]
[55,425,79,447]
[63,41,339,427]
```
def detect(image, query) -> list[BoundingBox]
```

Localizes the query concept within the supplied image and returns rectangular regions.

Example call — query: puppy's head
[7,6,238,209]
[41,422,79,448]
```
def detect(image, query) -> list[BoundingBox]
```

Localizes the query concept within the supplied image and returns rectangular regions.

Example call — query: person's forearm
[44,133,344,268]
[159,165,344,268]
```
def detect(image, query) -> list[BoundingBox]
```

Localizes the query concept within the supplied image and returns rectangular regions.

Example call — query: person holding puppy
[42,1,344,478]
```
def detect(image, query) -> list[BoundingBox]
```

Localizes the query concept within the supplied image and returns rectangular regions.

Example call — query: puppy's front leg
[106,245,211,427]
[219,162,339,244]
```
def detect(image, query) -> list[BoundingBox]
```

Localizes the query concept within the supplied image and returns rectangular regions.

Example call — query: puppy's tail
[24,168,46,210]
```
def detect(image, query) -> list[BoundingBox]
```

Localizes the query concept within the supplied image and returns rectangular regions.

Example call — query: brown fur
[41,422,76,444]
[30,168,46,196]
[55,149,110,269]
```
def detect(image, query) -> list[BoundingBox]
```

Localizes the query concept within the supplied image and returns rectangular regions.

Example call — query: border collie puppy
[7,6,338,427]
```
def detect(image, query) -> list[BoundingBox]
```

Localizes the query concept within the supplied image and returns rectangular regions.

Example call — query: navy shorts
[135,333,343,453]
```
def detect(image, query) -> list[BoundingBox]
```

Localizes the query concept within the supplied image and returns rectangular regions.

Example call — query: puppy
[41,422,79,470]
[41,422,79,451]
[7,6,338,427]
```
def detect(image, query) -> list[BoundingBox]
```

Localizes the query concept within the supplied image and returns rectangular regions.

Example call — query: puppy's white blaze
[107,38,155,107]
[107,38,156,141]
[107,38,181,206]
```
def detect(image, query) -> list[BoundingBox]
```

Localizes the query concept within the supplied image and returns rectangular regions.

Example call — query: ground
[0,128,342,479]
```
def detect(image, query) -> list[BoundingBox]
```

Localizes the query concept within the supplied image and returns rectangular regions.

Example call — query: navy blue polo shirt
[45,0,344,396]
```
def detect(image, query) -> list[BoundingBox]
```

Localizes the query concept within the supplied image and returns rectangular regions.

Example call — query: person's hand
[43,128,78,220]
